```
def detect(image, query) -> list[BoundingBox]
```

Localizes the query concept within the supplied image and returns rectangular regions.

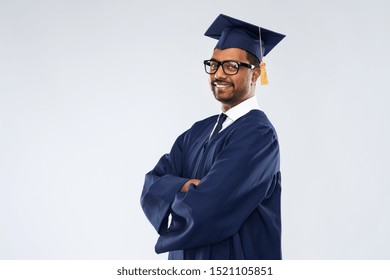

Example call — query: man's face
[209,48,257,110]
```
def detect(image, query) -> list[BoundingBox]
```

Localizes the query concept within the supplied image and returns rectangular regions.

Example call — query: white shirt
[210,96,261,138]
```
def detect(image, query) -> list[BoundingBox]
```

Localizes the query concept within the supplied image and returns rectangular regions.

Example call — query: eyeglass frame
[203,59,257,75]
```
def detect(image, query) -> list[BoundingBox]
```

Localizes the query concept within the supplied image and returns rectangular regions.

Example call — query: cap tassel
[260,61,268,85]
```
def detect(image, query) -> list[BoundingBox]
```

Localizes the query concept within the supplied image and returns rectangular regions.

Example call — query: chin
[213,88,233,99]
[214,93,231,102]
[214,94,236,105]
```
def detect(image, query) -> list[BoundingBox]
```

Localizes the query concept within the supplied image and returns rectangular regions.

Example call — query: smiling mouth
[213,82,232,88]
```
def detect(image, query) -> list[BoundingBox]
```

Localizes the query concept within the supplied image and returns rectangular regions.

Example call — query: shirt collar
[223,96,260,121]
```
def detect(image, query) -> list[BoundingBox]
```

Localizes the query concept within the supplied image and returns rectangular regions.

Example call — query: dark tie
[209,113,227,141]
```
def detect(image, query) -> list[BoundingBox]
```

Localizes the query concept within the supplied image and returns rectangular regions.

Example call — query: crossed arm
[141,122,280,253]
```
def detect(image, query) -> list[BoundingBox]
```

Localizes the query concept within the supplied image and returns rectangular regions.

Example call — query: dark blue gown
[141,109,282,259]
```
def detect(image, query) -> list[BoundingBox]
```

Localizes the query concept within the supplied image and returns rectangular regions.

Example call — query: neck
[221,94,254,112]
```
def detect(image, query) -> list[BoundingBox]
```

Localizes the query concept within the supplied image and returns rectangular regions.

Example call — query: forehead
[211,48,248,62]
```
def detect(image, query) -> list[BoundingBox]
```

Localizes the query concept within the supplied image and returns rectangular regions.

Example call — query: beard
[210,79,250,107]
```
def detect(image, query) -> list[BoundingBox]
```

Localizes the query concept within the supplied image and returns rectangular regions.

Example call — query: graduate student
[141,14,285,260]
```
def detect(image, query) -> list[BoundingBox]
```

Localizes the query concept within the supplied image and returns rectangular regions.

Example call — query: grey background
[1,0,389,259]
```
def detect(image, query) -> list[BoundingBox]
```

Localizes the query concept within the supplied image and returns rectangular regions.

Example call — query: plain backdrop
[1,0,390,259]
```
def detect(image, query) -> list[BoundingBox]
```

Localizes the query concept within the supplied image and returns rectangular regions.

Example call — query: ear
[251,67,261,84]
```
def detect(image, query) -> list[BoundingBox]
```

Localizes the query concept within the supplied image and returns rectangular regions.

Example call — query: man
[141,14,285,260]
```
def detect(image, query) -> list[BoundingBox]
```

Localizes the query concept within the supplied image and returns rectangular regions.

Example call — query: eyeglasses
[203,59,256,75]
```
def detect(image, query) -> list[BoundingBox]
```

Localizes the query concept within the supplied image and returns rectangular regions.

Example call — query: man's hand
[180,179,201,192]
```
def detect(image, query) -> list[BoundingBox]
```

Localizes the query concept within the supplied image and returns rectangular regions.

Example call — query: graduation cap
[204,14,285,85]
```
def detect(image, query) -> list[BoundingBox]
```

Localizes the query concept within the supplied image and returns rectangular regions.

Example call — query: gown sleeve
[140,132,190,234]
[155,122,280,253]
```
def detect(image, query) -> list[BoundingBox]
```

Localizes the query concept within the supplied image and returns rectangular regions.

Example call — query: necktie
[209,113,227,141]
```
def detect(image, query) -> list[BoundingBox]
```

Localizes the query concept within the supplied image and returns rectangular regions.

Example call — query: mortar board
[204,14,285,61]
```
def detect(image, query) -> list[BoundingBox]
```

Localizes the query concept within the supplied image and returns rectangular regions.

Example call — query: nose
[214,64,226,80]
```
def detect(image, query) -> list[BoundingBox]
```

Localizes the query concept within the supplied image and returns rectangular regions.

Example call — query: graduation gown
[141,109,282,259]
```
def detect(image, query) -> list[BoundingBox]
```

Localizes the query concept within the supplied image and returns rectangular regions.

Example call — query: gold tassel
[260,61,268,85]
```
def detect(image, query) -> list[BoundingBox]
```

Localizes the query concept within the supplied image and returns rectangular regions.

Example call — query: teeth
[214,83,230,88]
